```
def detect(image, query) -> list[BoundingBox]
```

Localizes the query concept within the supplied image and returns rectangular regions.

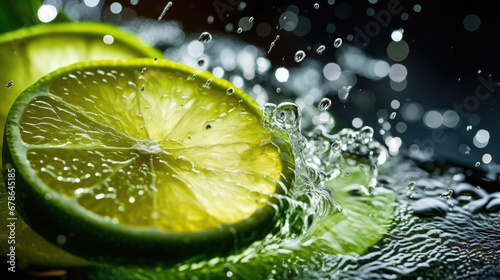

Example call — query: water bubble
[318,98,332,111]
[467,125,472,131]
[331,139,341,150]
[334,38,343,48]
[5,80,14,89]
[294,50,306,63]
[158,1,173,21]
[198,59,205,66]
[274,102,302,132]
[314,3,319,9]
[316,45,326,54]
[199,32,212,43]
[141,85,145,91]
[237,27,243,34]
[226,87,234,95]
[141,68,146,75]
[359,126,374,140]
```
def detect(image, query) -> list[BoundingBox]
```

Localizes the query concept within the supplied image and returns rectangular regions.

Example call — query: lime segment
[0,22,162,166]
[4,59,293,264]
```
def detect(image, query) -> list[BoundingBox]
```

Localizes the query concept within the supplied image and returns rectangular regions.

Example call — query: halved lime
[0,22,163,166]
[3,59,294,265]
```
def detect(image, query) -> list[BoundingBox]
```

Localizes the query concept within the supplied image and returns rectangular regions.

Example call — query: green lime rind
[3,59,294,266]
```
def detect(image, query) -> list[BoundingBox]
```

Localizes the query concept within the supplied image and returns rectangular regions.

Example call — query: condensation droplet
[294,50,306,63]
[199,32,212,43]
[5,80,14,89]
[316,45,326,54]
[318,98,332,111]
[198,59,205,66]
[334,38,343,48]
[314,3,319,9]
[226,87,234,95]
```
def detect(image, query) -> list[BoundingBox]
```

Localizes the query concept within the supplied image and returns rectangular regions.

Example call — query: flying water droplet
[249,17,254,22]
[408,181,415,190]
[237,27,243,34]
[158,1,173,21]
[141,68,146,75]
[316,45,326,54]
[314,3,319,9]
[226,87,234,95]
[318,98,332,111]
[294,50,306,62]
[276,87,281,93]
[334,38,343,48]
[204,78,212,88]
[154,56,158,61]
[476,185,481,190]
[198,59,205,66]
[467,125,472,131]
[140,84,145,91]
[199,32,212,43]
[390,112,397,119]
[475,162,480,167]
[267,35,280,54]
[5,80,14,89]
[273,102,302,132]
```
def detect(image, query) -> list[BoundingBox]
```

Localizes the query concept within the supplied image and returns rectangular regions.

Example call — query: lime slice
[0,22,163,166]
[3,59,294,265]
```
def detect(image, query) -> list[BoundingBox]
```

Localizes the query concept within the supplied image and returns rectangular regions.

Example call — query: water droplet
[390,112,397,119]
[274,102,302,132]
[467,125,472,131]
[448,203,454,210]
[294,50,306,63]
[268,35,280,54]
[408,181,415,190]
[318,98,332,111]
[237,27,243,34]
[316,45,326,54]
[158,1,172,21]
[475,162,480,167]
[331,139,341,150]
[345,171,351,177]
[314,3,319,9]
[359,126,374,140]
[249,17,254,22]
[199,32,212,43]
[206,124,212,129]
[154,56,158,61]
[439,190,453,199]
[226,87,234,95]
[334,38,343,48]
[5,80,14,89]
[476,185,481,190]
[276,87,281,93]
[141,68,146,75]
[141,84,145,91]
[192,74,196,80]
[198,59,205,66]
[204,78,212,88]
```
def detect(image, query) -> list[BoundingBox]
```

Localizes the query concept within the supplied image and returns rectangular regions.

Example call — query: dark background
[105,0,500,170]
